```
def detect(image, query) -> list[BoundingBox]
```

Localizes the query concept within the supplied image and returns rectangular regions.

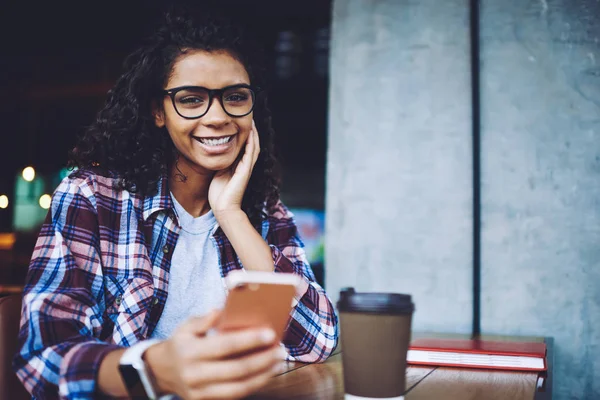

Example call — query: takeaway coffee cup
[337,288,415,400]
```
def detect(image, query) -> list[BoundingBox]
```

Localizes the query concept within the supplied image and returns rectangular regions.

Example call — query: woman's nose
[201,96,230,126]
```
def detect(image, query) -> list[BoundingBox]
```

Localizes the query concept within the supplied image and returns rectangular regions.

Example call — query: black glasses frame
[161,84,257,119]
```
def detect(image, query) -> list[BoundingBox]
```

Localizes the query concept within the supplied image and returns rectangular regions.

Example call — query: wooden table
[249,335,553,400]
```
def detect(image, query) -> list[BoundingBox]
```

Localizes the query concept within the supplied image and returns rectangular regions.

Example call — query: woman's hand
[208,121,260,219]
[145,310,284,400]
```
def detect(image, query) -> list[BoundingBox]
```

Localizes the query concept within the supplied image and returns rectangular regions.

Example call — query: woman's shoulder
[264,200,295,223]
[56,167,130,203]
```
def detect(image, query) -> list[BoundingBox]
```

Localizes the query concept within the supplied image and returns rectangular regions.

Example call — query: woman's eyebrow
[170,83,252,90]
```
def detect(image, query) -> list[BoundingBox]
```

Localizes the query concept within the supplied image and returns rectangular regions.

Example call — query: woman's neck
[168,159,213,218]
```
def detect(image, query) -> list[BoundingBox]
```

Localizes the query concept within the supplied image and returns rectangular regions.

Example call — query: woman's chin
[196,159,236,173]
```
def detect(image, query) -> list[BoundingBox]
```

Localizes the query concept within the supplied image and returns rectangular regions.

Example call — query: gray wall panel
[480,1,600,398]
[326,0,473,332]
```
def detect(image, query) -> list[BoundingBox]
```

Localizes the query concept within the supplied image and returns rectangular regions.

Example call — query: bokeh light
[22,166,36,182]
[0,195,8,209]
[39,194,52,209]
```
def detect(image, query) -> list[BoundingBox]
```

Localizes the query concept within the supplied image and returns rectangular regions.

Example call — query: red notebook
[407,338,547,372]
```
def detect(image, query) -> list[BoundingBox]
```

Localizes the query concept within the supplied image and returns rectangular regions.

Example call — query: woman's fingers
[233,127,255,177]
[192,345,284,385]
[167,319,285,400]
[193,360,277,400]
[232,123,260,182]
[243,131,255,165]
[182,310,222,335]
[251,122,260,169]
[194,327,277,360]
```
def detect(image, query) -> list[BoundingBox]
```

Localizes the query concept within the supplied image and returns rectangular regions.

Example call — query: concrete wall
[327,0,600,398]
[325,0,473,333]
[480,1,600,398]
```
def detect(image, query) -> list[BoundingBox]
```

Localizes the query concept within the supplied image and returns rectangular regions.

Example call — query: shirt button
[162,245,170,254]
[115,296,122,306]
[152,298,159,306]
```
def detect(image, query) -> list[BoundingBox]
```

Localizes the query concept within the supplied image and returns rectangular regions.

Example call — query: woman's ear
[152,100,165,128]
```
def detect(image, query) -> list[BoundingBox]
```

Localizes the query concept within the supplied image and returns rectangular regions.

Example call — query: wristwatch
[118,339,161,400]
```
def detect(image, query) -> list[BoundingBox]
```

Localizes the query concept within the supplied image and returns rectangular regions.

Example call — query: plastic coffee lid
[337,287,414,315]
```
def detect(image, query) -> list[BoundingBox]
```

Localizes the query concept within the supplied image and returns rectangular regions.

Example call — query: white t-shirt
[150,193,226,340]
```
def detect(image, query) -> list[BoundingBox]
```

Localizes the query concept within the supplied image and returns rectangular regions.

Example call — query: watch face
[118,364,149,399]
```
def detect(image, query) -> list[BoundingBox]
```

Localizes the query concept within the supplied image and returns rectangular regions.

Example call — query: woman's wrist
[215,208,275,272]
[213,207,245,224]
[144,341,174,395]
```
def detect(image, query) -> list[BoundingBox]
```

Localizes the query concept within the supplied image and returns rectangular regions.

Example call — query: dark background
[0,0,331,285]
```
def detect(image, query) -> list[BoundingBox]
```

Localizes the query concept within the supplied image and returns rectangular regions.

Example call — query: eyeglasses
[161,84,256,119]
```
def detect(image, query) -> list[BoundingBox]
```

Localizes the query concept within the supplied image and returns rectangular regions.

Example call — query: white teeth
[199,136,232,146]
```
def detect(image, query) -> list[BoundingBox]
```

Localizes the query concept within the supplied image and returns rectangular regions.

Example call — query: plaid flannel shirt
[13,168,339,400]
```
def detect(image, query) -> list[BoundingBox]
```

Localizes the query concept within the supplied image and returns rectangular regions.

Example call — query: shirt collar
[142,174,173,221]
[141,173,269,232]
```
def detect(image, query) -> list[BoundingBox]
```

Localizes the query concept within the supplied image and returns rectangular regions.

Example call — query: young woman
[14,9,338,400]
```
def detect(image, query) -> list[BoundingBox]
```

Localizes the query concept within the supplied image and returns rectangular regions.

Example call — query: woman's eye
[180,96,203,104]
[225,93,249,102]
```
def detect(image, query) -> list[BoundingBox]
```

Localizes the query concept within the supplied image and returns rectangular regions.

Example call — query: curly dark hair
[69,8,280,226]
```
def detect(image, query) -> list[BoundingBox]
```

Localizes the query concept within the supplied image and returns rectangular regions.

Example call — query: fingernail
[260,329,276,343]
[206,328,217,337]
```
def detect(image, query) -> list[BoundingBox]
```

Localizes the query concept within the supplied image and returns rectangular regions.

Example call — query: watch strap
[120,339,161,399]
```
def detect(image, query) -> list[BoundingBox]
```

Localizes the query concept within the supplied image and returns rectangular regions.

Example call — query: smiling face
[154,49,253,175]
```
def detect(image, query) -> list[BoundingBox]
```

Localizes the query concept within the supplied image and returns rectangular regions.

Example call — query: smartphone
[214,270,302,341]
